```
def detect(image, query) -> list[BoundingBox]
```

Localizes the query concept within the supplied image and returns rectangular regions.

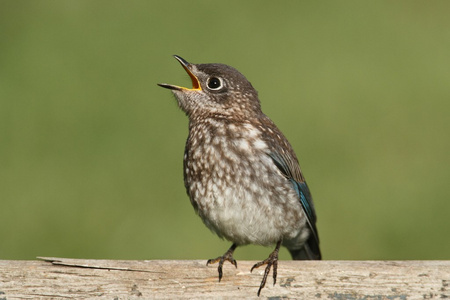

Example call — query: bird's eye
[206,77,223,90]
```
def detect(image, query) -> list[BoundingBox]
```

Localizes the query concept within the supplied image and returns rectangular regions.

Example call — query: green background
[1,1,449,261]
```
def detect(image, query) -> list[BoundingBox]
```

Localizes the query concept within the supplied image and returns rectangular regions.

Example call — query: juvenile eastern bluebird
[158,55,321,296]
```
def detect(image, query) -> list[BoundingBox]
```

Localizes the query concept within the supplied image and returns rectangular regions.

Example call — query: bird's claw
[251,240,281,296]
[206,244,238,282]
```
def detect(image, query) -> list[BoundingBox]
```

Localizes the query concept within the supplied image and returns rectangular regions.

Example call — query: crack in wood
[37,257,165,273]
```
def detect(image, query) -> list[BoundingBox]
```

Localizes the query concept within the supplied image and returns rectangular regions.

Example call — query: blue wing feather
[291,180,316,225]
[268,152,321,259]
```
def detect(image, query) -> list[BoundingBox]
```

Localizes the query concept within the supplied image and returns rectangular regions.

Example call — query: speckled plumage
[158,56,321,296]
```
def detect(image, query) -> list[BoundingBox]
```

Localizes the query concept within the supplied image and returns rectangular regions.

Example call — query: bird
[158,55,321,296]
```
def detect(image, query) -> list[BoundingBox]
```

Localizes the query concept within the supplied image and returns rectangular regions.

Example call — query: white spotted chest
[183,120,306,246]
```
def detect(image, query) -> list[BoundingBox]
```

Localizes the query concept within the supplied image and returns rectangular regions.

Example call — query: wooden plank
[0,258,448,299]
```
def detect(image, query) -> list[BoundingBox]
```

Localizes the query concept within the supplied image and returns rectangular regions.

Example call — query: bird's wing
[268,151,321,260]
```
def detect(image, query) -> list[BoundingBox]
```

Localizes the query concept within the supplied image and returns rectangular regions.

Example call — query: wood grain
[0,258,448,299]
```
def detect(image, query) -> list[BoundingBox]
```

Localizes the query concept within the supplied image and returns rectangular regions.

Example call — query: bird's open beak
[158,55,202,91]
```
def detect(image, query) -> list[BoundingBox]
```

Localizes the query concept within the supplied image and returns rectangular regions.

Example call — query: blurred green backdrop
[1,1,449,261]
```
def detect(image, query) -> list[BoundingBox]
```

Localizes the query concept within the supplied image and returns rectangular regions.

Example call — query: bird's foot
[206,243,238,282]
[250,240,282,296]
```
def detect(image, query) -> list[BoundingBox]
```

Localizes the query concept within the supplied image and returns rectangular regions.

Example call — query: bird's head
[158,55,261,120]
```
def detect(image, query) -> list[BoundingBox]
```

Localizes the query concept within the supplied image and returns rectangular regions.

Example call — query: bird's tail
[288,236,322,260]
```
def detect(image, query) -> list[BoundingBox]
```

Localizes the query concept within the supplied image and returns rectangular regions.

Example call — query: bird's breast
[183,120,304,245]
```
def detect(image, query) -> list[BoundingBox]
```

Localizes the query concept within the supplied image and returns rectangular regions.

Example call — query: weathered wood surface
[0,258,448,299]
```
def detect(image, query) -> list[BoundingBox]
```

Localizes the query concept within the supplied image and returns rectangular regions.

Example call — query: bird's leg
[206,243,238,282]
[251,240,282,296]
